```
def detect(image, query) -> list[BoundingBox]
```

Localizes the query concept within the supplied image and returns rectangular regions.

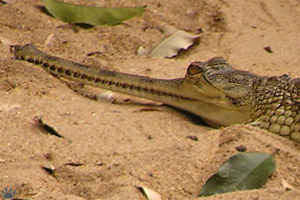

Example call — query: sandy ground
[1,0,300,199]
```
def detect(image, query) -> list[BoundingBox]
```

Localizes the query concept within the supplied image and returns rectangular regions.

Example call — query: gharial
[10,44,300,142]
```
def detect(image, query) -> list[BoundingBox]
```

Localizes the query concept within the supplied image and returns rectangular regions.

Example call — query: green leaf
[199,152,275,197]
[43,0,145,26]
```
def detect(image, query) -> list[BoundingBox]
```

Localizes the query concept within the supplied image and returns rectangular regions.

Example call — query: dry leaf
[138,186,162,200]
[64,162,84,167]
[138,24,199,58]
[44,33,54,46]
[41,162,56,174]
[34,116,64,138]
[281,179,294,191]
[96,91,116,102]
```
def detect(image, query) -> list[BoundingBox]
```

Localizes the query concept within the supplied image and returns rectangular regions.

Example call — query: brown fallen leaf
[186,135,199,141]
[96,91,117,102]
[34,116,64,138]
[44,33,54,46]
[138,186,162,200]
[64,162,84,167]
[264,46,273,53]
[281,179,294,191]
[138,23,199,58]
[41,162,56,175]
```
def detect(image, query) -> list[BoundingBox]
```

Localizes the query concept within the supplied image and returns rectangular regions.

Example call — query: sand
[0,0,300,199]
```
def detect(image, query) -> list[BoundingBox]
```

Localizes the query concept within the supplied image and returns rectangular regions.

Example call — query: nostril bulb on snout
[207,57,227,66]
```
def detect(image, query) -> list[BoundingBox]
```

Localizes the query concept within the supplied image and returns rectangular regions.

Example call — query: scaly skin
[10,44,300,142]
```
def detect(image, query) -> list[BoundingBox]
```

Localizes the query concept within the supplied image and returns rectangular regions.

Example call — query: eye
[187,62,205,75]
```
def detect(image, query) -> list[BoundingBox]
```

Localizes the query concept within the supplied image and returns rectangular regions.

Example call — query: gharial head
[179,57,261,127]
[184,57,258,104]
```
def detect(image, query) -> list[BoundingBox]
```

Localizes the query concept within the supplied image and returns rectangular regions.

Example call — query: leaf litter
[138,23,200,58]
